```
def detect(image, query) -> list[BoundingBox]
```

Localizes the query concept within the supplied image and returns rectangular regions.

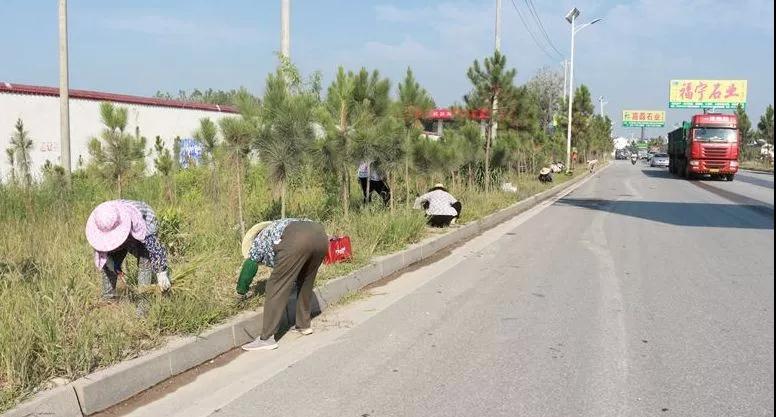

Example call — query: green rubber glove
[236,259,259,295]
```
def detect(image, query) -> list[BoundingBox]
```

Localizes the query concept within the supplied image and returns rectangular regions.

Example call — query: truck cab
[668,113,739,180]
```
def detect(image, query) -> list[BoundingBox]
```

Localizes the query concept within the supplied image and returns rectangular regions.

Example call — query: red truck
[668,113,739,181]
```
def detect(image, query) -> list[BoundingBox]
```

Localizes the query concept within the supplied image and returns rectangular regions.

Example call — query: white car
[650,153,669,167]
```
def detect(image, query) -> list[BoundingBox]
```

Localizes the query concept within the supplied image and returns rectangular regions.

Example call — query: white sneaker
[293,326,314,336]
[241,337,278,351]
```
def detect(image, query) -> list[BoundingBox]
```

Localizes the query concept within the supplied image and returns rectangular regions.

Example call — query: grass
[740,159,774,173]
[0,164,583,412]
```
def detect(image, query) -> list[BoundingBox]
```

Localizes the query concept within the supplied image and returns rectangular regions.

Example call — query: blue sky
[1,0,773,137]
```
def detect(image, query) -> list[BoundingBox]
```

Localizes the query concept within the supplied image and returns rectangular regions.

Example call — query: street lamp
[564,7,602,173]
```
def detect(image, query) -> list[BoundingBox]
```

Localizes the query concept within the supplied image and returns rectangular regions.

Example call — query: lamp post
[599,96,608,118]
[564,7,601,173]
[561,60,568,99]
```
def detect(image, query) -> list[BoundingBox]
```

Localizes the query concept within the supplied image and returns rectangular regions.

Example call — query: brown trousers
[262,221,328,339]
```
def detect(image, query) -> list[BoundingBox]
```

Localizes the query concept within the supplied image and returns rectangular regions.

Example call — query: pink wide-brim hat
[85,201,147,253]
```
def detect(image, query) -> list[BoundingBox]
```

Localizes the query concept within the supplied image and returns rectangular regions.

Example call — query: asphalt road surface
[118,162,774,417]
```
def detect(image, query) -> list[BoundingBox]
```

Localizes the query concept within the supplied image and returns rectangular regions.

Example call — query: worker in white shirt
[413,183,462,228]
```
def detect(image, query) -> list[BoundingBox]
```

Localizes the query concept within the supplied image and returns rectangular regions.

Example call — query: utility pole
[487,0,502,192]
[58,0,71,174]
[495,0,502,51]
[280,0,290,59]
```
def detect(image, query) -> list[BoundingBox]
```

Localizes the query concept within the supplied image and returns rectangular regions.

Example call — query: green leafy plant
[87,103,146,197]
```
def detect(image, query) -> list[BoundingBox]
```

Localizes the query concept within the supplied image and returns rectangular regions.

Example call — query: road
[114,162,774,417]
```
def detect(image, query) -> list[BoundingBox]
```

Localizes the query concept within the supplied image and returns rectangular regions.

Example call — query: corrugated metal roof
[0,82,239,113]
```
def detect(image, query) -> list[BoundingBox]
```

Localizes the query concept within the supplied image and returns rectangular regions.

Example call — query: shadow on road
[639,168,673,179]
[736,173,774,189]
[557,198,774,230]
[640,168,775,191]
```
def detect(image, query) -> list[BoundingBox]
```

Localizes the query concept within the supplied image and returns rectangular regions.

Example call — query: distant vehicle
[638,150,649,160]
[668,113,739,181]
[650,153,669,167]
[615,149,629,160]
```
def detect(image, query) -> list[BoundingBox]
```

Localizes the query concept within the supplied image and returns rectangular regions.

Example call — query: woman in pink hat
[85,200,171,299]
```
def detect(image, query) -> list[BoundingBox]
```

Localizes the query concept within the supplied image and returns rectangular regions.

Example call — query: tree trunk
[209,159,219,201]
[340,104,350,217]
[236,159,245,237]
[164,176,173,203]
[405,131,411,208]
[486,91,498,193]
[280,181,287,219]
[365,164,371,206]
[117,173,122,198]
[485,134,491,193]
[387,171,395,215]
[342,169,349,217]
[467,164,473,190]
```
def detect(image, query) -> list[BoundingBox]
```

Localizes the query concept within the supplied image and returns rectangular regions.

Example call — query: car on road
[650,153,669,167]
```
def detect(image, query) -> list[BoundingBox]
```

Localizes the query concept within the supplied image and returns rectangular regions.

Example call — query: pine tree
[9,119,33,187]
[466,51,517,192]
[87,103,146,197]
[757,105,774,145]
[398,67,435,205]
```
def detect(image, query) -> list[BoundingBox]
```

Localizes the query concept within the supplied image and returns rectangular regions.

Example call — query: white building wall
[0,93,237,180]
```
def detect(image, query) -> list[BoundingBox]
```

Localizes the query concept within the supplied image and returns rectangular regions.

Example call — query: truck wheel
[726,174,735,182]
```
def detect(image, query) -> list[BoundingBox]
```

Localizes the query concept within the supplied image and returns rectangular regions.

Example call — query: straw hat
[85,201,147,253]
[241,221,273,259]
[539,167,551,175]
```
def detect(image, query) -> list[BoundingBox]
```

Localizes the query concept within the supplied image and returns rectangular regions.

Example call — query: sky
[1,0,774,138]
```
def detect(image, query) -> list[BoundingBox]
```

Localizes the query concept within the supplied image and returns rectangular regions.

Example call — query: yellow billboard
[669,80,747,109]
[622,110,665,127]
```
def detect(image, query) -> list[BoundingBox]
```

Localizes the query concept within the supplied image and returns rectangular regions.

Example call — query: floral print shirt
[248,218,312,267]
[95,200,168,273]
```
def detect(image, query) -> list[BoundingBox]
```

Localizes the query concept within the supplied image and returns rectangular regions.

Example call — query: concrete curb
[2,170,594,417]
[741,168,774,175]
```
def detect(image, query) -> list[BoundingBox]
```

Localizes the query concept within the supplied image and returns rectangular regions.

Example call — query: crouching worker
[85,200,171,299]
[538,167,553,183]
[237,219,328,351]
[413,183,462,228]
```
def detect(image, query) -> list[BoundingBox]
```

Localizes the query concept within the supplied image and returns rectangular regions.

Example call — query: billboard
[622,110,666,127]
[669,80,747,109]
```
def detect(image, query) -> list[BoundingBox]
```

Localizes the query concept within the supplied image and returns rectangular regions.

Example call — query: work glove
[157,270,172,292]
[234,288,256,302]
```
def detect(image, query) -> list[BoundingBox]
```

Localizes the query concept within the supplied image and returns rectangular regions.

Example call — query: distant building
[0,82,239,180]
[422,108,490,138]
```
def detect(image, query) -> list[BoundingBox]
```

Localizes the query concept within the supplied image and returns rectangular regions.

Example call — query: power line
[523,0,565,58]
[509,0,560,61]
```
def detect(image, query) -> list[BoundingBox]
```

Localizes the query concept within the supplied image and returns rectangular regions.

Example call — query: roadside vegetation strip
[1,56,614,413]
[0,166,587,413]
[0,169,592,417]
